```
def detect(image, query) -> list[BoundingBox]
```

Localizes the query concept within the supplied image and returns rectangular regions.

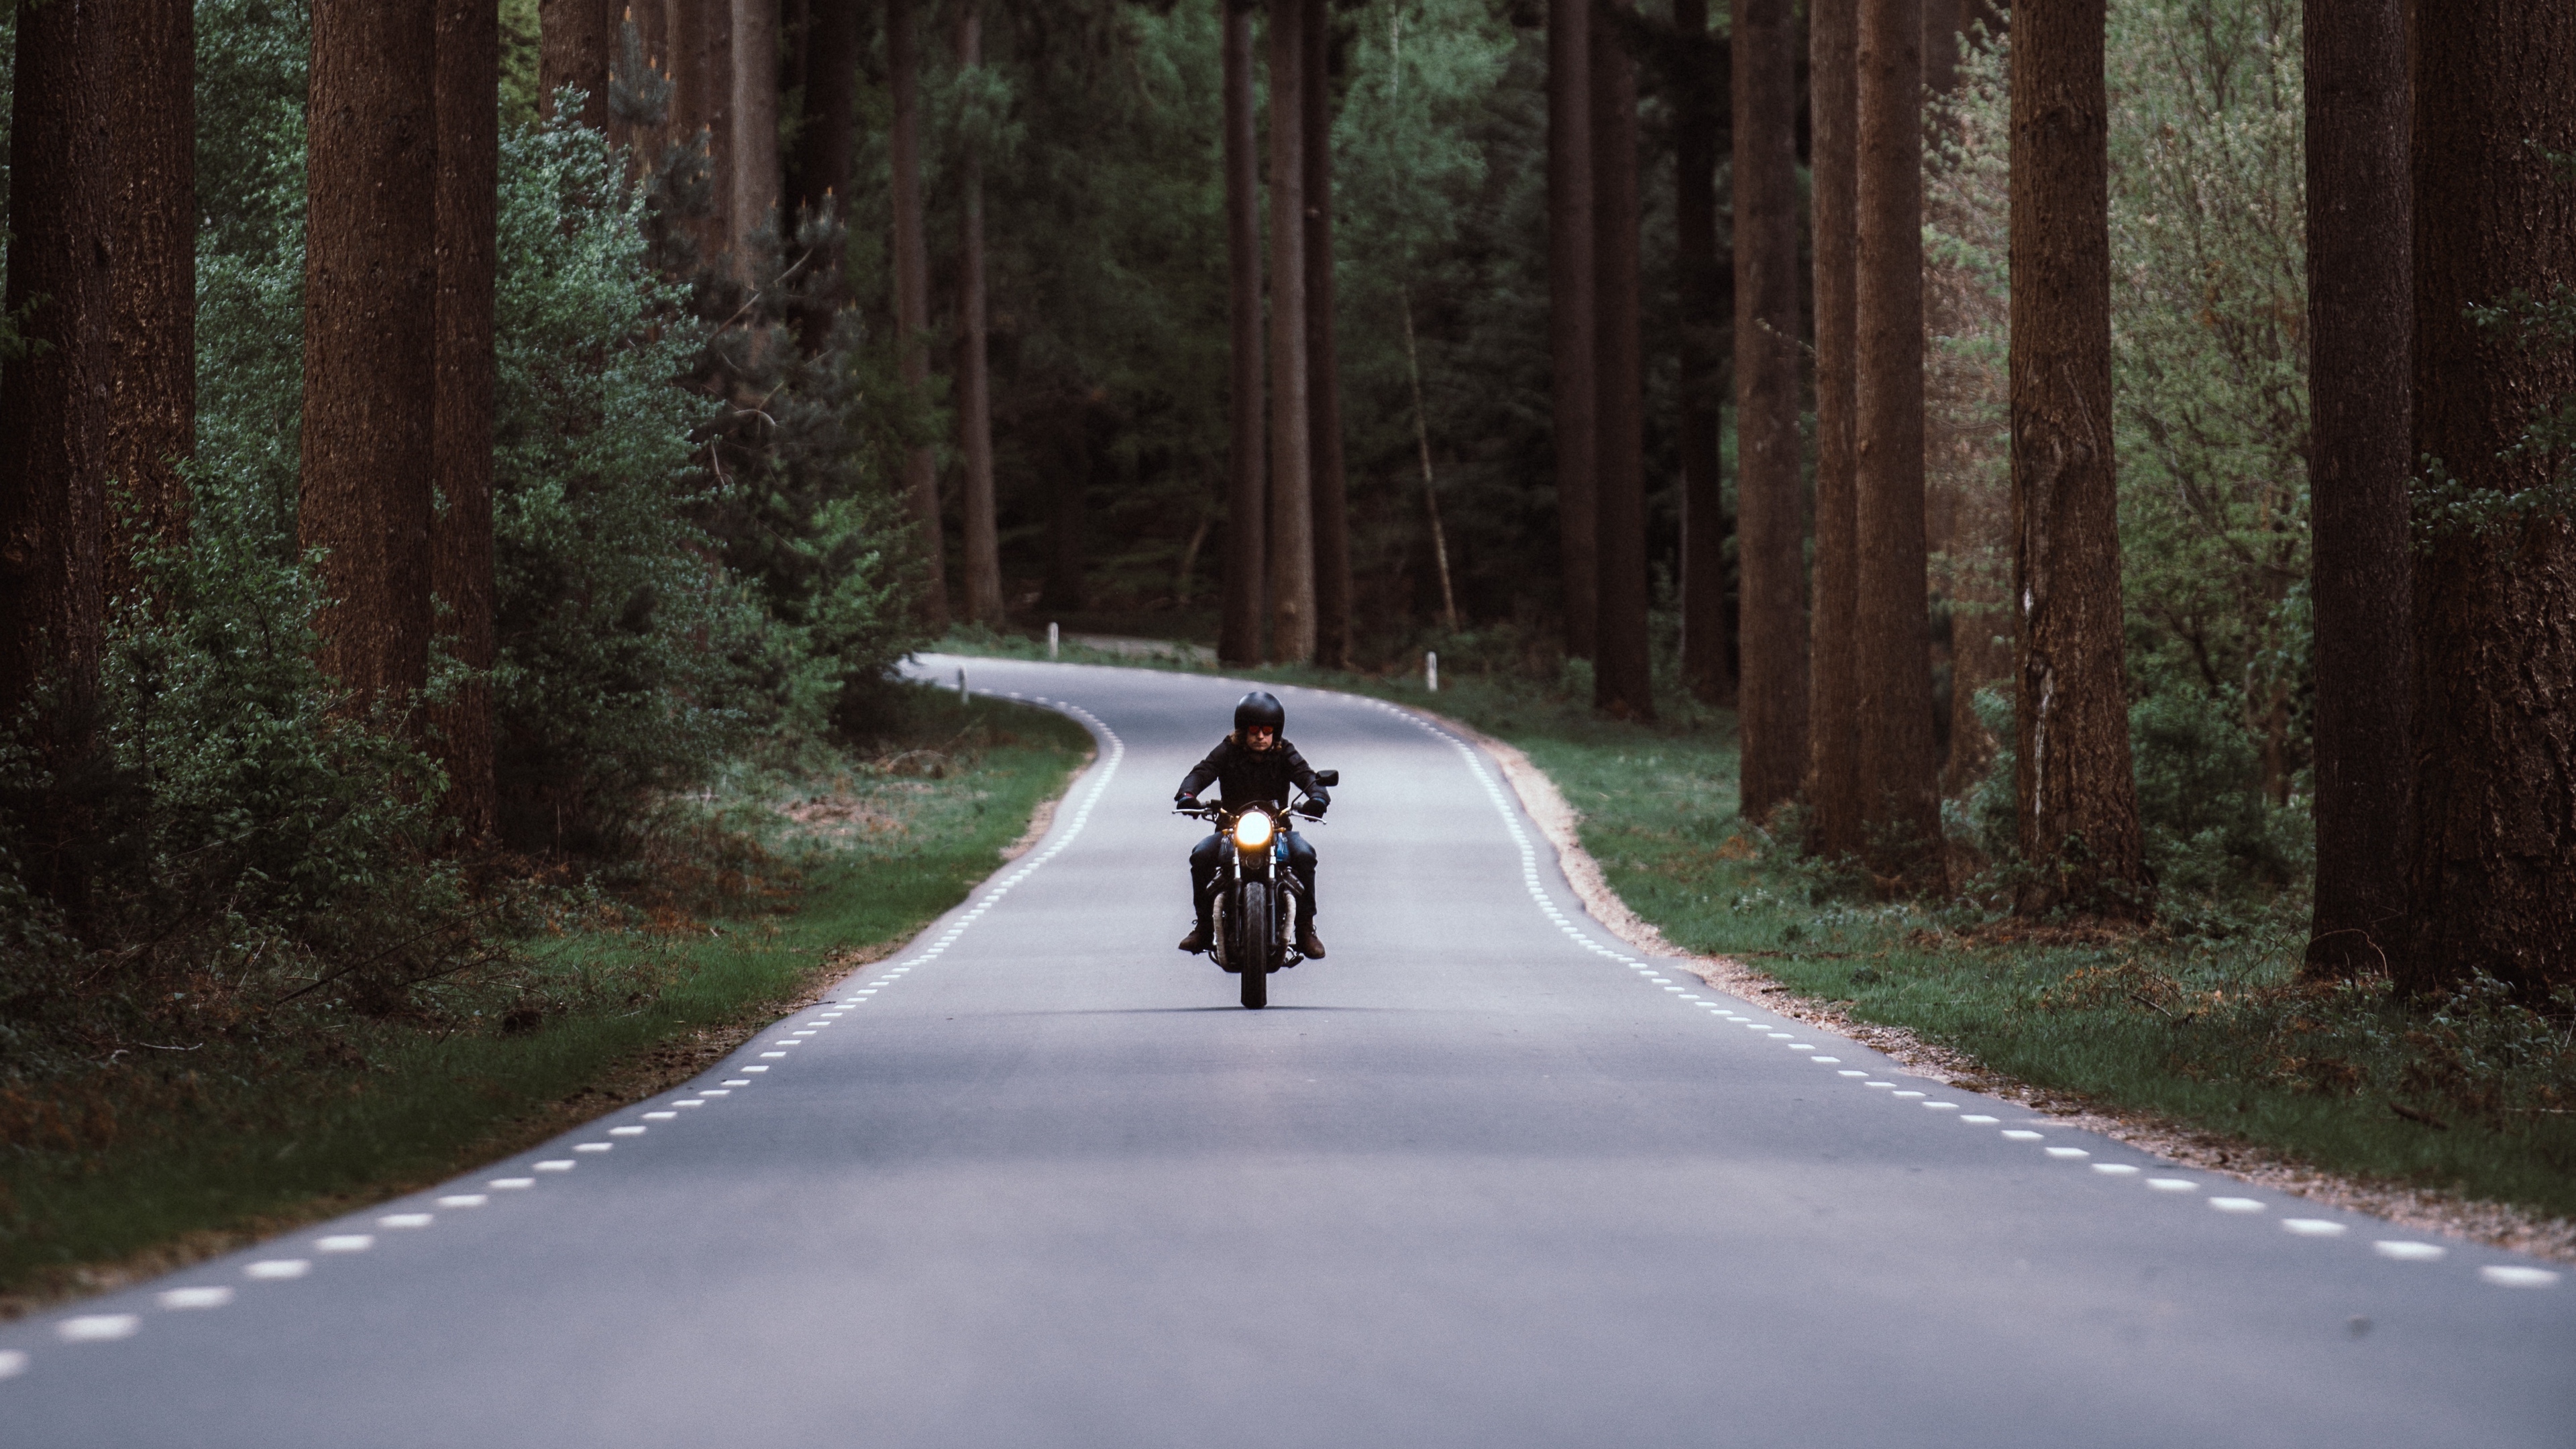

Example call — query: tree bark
[667,0,734,264]
[108,0,197,608]
[541,0,613,128]
[1041,399,1091,613]
[2302,0,2412,977]
[1549,0,1598,659]
[730,0,780,262]
[1675,0,1732,706]
[956,3,1004,627]
[1266,0,1316,663]
[0,0,113,906]
[2008,0,2142,914]
[431,0,501,843]
[2405,3,2576,998]
[302,0,440,713]
[788,0,857,353]
[1921,0,1963,97]
[791,0,858,221]
[1591,0,1653,718]
[1220,0,1268,665]
[1853,0,1939,882]
[1304,0,1352,669]
[1733,0,1808,820]
[1806,0,1861,858]
[888,0,948,627]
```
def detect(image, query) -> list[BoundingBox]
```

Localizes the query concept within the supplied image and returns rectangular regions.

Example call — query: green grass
[1527,731,2576,1220]
[0,688,1091,1299]
[936,629,2576,1220]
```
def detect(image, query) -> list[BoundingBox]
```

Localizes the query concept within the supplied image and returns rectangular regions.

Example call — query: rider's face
[1245,725,1277,751]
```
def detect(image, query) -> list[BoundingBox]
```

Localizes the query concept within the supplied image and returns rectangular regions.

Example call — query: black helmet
[1233,690,1285,733]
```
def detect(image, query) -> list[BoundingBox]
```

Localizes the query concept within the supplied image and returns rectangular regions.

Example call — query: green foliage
[486,108,775,851]
[1927,1,2313,891]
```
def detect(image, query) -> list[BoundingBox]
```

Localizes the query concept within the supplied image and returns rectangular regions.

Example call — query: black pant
[1190,828,1318,927]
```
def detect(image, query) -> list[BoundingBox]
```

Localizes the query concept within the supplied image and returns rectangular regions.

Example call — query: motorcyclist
[1175,690,1330,959]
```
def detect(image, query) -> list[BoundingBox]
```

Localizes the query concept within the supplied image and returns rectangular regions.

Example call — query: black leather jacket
[1177,735,1327,813]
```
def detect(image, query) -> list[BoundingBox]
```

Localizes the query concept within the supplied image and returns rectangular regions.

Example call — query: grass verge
[0,686,1091,1311]
[934,631,2575,1232]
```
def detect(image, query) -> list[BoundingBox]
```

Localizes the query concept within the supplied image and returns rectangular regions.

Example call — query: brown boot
[1296,924,1327,959]
[1178,920,1213,954]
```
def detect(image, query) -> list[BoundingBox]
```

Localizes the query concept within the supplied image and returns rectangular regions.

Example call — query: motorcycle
[1178,768,1337,1010]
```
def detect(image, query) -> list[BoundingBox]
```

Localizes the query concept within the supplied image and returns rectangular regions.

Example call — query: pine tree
[2405,4,2576,997]
[888,0,949,627]
[2302,0,2412,975]
[1305,0,1354,669]
[957,1,1005,627]
[108,0,199,609]
[1673,0,1734,706]
[1734,0,1808,818]
[1806,0,1862,859]
[788,0,859,352]
[1593,0,1653,719]
[730,0,781,270]
[0,0,114,908]
[1853,0,1938,882]
[541,0,613,128]
[2008,0,2143,914]
[1549,0,1599,659]
[1220,0,1268,665]
[432,0,502,841]
[301,1,440,712]
[1266,0,1317,663]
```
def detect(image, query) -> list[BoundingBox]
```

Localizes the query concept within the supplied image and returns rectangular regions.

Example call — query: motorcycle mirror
[1313,769,1339,788]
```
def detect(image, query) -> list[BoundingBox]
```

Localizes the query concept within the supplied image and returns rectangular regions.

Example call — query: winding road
[4,656,2569,1447]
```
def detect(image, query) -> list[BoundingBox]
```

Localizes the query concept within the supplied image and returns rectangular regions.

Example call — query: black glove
[1297,792,1328,819]
[1175,791,1199,808]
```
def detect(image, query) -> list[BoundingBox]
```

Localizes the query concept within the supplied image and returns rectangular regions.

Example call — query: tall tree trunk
[431,0,501,843]
[888,0,948,627]
[1921,0,1963,97]
[541,0,612,127]
[1592,0,1652,718]
[1675,0,1732,705]
[108,0,197,608]
[669,0,733,264]
[956,3,1004,627]
[2405,4,2576,998]
[791,0,857,216]
[730,0,780,264]
[1549,0,1598,659]
[302,0,440,712]
[1266,0,1316,662]
[1806,0,1862,858]
[1733,0,1808,820]
[1853,0,1939,883]
[1303,0,1352,669]
[1220,0,1267,665]
[788,0,857,352]
[2009,0,2142,914]
[2303,0,2412,977]
[0,0,113,908]
[1041,400,1091,613]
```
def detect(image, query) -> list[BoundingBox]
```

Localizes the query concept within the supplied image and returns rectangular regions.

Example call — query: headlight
[1232,810,1275,852]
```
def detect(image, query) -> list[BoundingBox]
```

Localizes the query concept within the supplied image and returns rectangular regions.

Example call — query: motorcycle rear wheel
[1237,882,1270,1009]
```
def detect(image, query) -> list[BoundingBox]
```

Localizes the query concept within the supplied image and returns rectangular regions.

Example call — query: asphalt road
[5,656,2569,1448]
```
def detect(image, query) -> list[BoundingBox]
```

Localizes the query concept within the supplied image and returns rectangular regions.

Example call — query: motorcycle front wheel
[1236,881,1270,1009]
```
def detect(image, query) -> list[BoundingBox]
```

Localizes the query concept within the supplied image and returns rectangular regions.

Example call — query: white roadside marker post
[1426,651,1439,692]
[1049,621,1059,657]
[957,667,968,698]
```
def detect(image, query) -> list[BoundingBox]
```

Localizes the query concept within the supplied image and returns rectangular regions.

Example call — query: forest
[0,0,2571,1083]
